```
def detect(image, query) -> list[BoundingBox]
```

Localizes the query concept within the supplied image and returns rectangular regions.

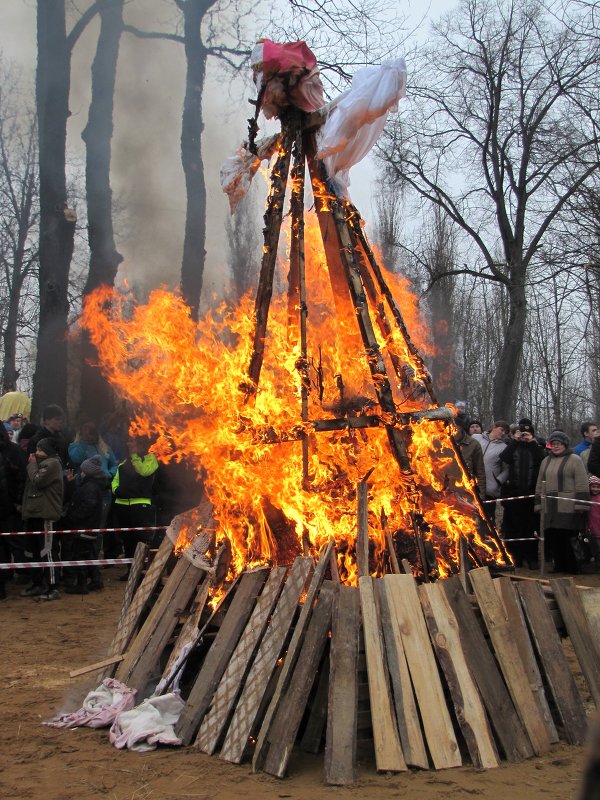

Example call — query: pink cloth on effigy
[43,678,136,729]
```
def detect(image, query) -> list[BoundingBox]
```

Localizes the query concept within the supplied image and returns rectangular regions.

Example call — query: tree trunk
[179,1,208,320]
[492,281,526,420]
[79,0,124,421]
[32,0,75,420]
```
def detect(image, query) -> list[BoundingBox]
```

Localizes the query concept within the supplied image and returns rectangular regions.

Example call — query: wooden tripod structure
[241,110,511,575]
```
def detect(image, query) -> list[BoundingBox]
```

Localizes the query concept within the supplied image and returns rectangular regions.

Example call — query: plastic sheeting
[109,693,185,752]
[316,59,407,196]
[251,39,324,118]
[43,678,136,729]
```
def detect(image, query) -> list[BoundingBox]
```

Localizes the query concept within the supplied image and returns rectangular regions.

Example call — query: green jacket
[22,455,64,521]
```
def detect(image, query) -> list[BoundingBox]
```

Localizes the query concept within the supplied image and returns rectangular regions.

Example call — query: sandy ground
[1,567,595,800]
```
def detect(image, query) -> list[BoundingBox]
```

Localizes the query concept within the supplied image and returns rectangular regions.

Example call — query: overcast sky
[0,0,454,297]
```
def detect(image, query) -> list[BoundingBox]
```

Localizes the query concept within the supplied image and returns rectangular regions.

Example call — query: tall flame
[82,206,505,583]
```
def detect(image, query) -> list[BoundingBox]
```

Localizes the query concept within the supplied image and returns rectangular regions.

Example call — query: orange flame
[81,206,505,583]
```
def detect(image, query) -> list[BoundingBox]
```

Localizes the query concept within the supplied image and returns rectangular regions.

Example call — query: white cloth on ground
[43,678,136,729]
[109,692,185,752]
[316,59,407,196]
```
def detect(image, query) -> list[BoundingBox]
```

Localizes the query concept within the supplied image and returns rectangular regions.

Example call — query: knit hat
[548,430,569,447]
[519,421,535,435]
[81,454,105,479]
[36,438,58,458]
[589,475,600,486]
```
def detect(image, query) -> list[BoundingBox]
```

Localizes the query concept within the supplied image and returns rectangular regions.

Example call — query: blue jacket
[68,441,118,478]
[574,440,591,456]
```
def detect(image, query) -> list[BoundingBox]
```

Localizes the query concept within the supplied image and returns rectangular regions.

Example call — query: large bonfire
[80,41,509,586]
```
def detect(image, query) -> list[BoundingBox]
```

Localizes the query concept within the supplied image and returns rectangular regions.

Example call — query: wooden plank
[219,557,312,764]
[263,583,335,778]
[70,654,124,678]
[300,650,330,753]
[357,482,369,578]
[196,567,288,754]
[324,585,360,785]
[176,569,269,745]
[118,541,149,623]
[550,577,600,708]
[383,574,461,769]
[252,540,334,771]
[115,555,206,692]
[419,583,499,769]
[102,535,173,678]
[494,577,558,743]
[469,567,552,756]
[580,587,600,644]
[359,577,407,772]
[517,581,588,745]
[377,580,428,769]
[159,573,212,685]
[442,575,533,761]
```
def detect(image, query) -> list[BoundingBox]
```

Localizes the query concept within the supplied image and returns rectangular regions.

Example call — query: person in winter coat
[27,404,68,466]
[535,430,590,574]
[587,435,600,478]
[64,455,107,594]
[20,438,64,600]
[68,421,118,529]
[0,425,27,599]
[499,421,546,568]
[472,421,510,524]
[586,475,600,562]
[112,436,159,579]
[453,426,486,500]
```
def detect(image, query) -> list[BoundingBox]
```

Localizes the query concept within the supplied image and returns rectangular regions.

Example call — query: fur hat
[519,421,535,435]
[36,438,58,458]
[81,455,105,479]
[548,430,569,447]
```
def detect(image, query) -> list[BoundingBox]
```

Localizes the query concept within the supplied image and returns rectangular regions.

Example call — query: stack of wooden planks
[78,540,600,783]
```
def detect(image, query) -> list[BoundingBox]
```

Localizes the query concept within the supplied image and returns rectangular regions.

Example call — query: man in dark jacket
[20,438,64,600]
[500,421,546,568]
[0,426,27,599]
[27,404,68,466]
[64,455,106,594]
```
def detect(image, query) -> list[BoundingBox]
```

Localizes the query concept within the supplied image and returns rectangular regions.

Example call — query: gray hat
[549,430,569,447]
[81,454,105,479]
[36,438,58,458]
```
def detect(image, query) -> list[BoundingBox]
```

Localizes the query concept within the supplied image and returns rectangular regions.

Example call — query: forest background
[0,0,598,436]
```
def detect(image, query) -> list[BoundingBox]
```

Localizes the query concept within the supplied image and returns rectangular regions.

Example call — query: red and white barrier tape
[484,494,598,507]
[0,526,167,537]
[0,558,134,570]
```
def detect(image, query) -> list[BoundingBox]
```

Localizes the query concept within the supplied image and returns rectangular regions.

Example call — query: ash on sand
[0,566,595,800]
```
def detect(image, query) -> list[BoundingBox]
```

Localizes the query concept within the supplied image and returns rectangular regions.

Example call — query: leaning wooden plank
[469,567,552,756]
[159,572,213,685]
[324,585,360,785]
[252,540,335,771]
[102,535,173,678]
[377,580,428,769]
[442,575,533,762]
[580,587,600,644]
[517,581,588,745]
[263,583,335,778]
[494,577,558,743]
[359,577,407,772]
[196,567,288,754]
[300,651,330,754]
[115,555,206,692]
[356,481,370,578]
[118,541,149,624]
[419,583,499,769]
[550,577,600,708]
[176,569,269,745]
[219,557,313,764]
[384,574,461,769]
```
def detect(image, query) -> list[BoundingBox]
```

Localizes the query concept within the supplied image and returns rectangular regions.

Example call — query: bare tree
[378,0,600,419]
[80,0,125,420]
[0,68,40,394]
